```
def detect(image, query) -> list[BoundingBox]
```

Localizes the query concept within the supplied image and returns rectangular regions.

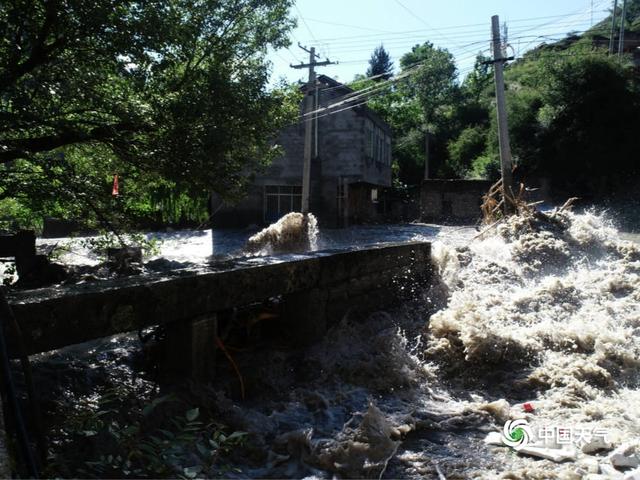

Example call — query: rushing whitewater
[426,208,640,477]
[244,212,319,254]
[31,209,640,478]
[207,208,640,479]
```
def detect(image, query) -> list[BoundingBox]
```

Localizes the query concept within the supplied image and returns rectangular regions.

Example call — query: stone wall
[420,179,491,223]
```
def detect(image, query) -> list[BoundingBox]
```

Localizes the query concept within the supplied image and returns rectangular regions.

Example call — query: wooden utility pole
[618,0,627,58]
[290,44,336,214]
[490,15,515,213]
[609,0,619,54]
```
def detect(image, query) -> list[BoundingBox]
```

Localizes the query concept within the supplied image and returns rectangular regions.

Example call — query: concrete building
[211,75,392,227]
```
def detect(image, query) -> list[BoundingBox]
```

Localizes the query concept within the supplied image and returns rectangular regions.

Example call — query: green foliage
[0,0,298,230]
[486,44,640,194]
[448,34,640,198]
[462,54,493,103]
[0,197,37,232]
[366,44,393,80]
[361,12,640,197]
[357,41,462,185]
[48,390,247,478]
[483,85,544,175]
[535,49,639,193]
[400,42,459,128]
[469,154,500,181]
[78,232,161,259]
[447,125,487,177]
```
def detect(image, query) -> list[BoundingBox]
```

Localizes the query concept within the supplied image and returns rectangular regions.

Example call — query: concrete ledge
[7,242,431,356]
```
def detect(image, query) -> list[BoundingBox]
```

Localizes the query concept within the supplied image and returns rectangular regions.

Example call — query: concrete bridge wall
[0,242,431,473]
[7,242,432,359]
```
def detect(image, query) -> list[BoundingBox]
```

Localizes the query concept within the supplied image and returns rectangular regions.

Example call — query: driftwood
[481,181,544,225]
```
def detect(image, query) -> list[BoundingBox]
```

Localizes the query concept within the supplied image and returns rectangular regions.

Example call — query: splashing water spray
[244,212,319,255]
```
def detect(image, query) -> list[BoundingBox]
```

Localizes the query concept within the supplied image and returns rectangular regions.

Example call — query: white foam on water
[244,212,319,255]
[425,208,640,477]
[24,208,640,478]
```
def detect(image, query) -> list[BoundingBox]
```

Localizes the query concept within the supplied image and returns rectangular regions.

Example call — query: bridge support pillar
[164,314,217,381]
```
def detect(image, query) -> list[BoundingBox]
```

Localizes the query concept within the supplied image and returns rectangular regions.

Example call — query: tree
[472,44,640,195]
[535,50,639,195]
[400,42,459,128]
[366,44,393,80]
[447,125,486,177]
[462,54,492,103]
[0,0,298,220]
[356,42,464,185]
[397,42,460,182]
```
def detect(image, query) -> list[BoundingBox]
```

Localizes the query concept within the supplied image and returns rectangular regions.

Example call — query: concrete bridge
[0,242,432,476]
[7,241,432,378]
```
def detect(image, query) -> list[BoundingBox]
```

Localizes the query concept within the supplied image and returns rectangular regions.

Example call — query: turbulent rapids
[31,208,640,479]
[425,208,640,477]
[223,208,639,479]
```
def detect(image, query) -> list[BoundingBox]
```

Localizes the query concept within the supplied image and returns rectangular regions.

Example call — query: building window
[365,119,374,158]
[371,188,378,203]
[366,119,391,165]
[385,136,391,164]
[264,185,302,222]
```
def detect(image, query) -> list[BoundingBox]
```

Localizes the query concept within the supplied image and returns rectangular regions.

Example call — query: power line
[281,4,620,125]
[310,17,606,51]
[305,47,615,120]
[391,0,483,57]
[284,46,613,130]
[294,4,318,43]
[303,17,395,34]
[317,26,601,59]
[285,45,303,63]
[303,10,610,44]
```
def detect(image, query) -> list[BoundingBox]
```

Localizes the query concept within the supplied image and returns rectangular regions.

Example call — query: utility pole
[618,0,627,58]
[290,44,336,214]
[490,15,515,214]
[609,0,618,54]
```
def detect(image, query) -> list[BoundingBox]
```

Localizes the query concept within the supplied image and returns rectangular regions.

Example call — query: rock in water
[244,213,318,254]
[609,443,640,469]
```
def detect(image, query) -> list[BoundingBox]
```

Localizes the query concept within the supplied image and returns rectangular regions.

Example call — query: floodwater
[23,210,640,478]
[36,222,478,267]
[195,209,640,479]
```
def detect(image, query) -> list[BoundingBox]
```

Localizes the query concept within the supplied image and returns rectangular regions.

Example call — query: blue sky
[268,0,612,85]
